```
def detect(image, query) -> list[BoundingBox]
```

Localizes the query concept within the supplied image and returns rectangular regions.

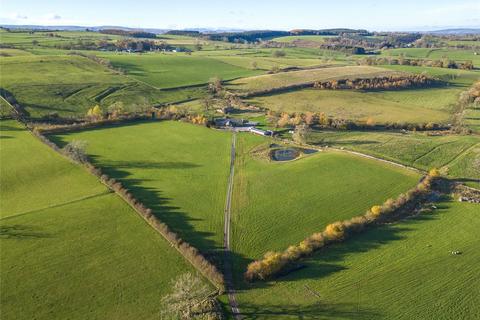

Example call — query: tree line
[245,169,441,281]
[358,56,474,70]
[313,74,438,90]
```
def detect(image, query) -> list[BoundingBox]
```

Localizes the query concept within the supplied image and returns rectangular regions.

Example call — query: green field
[227,66,398,94]
[101,52,261,89]
[50,121,232,257]
[231,133,420,256]
[0,120,201,319]
[380,48,480,67]
[234,198,480,319]
[0,54,204,117]
[307,130,480,182]
[248,87,453,124]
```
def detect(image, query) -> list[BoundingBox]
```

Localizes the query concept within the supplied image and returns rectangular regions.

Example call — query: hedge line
[31,130,225,292]
[245,170,440,282]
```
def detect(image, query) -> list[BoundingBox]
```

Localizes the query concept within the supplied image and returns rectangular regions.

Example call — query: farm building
[250,127,273,136]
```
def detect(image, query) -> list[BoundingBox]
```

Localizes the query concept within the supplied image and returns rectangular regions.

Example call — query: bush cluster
[244,170,440,282]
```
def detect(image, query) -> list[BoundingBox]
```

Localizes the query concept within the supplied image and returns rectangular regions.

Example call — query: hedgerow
[244,169,440,282]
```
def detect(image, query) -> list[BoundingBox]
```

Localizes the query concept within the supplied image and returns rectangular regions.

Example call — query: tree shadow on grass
[238,301,381,320]
[0,224,50,239]
[88,155,228,266]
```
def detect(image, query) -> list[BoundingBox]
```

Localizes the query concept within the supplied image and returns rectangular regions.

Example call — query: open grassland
[226,66,398,94]
[50,121,232,258]
[380,48,480,67]
[100,52,261,89]
[0,29,122,49]
[0,54,203,117]
[230,134,420,284]
[382,65,479,87]
[0,120,105,217]
[307,130,480,182]
[248,88,452,124]
[0,120,199,319]
[234,199,480,319]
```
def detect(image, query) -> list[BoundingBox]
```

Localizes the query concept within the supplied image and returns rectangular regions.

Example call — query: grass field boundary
[0,191,111,221]
[442,141,480,169]
[28,126,226,292]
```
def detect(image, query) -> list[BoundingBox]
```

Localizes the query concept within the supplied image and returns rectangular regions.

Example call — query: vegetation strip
[30,126,226,292]
[245,170,440,281]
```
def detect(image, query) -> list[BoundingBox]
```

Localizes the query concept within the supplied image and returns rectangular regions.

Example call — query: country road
[223,132,241,318]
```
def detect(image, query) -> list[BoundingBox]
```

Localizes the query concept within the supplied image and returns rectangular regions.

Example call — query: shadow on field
[0,224,50,239]
[104,160,200,170]
[311,139,380,146]
[89,155,227,265]
[238,301,380,320]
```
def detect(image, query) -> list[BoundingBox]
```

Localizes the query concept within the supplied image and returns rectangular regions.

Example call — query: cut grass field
[50,121,232,258]
[230,134,420,283]
[100,52,261,89]
[226,66,399,94]
[234,198,480,319]
[0,120,201,319]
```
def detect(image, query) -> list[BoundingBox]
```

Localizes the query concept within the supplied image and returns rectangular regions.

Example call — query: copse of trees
[245,169,441,281]
[99,29,157,39]
[205,30,289,43]
[164,30,201,37]
[313,74,439,90]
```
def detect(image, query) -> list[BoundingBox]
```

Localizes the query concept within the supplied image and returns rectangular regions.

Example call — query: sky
[0,0,479,31]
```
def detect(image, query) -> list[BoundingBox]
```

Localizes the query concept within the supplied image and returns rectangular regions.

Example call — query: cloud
[15,13,28,20]
[45,13,62,21]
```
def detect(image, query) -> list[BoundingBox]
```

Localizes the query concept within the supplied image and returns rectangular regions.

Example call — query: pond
[271,148,300,161]
[271,147,318,161]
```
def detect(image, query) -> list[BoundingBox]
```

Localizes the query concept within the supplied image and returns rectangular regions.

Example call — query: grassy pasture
[380,48,480,66]
[0,29,122,49]
[0,54,204,117]
[230,133,420,282]
[0,120,105,217]
[226,66,398,94]
[248,88,452,124]
[234,198,480,319]
[50,121,232,257]
[307,130,479,181]
[0,120,199,319]
[100,52,261,89]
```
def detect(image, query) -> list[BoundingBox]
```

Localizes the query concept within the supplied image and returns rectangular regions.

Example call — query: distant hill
[426,28,480,35]
[0,24,169,34]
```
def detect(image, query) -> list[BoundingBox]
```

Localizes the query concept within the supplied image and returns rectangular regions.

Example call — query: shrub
[62,140,88,163]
